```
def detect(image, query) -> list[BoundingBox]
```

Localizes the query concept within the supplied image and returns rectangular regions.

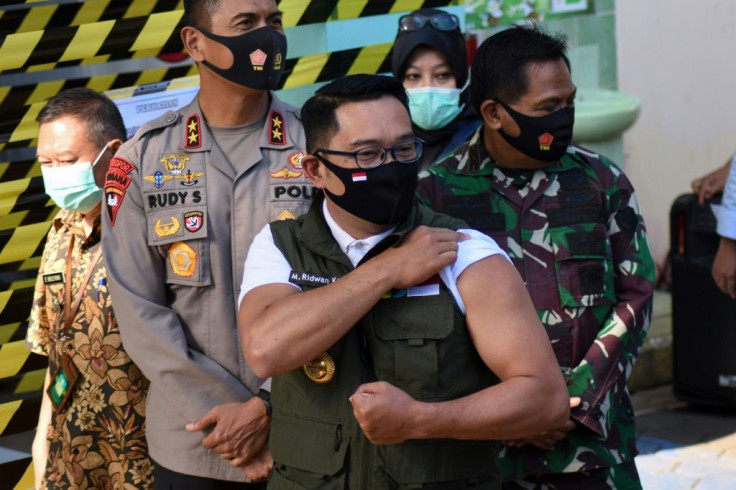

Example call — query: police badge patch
[184,211,204,232]
[105,156,134,226]
[169,242,197,277]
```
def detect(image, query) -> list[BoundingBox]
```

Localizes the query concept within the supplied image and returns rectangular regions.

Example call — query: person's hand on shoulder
[371,226,468,290]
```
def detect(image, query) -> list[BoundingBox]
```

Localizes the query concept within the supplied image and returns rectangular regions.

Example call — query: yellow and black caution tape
[0,220,52,267]
[0,66,198,145]
[6,368,46,395]
[0,64,198,114]
[0,340,47,381]
[0,0,184,35]
[0,0,453,73]
[0,397,42,437]
[2,457,34,490]
[1,38,396,145]
[0,11,186,73]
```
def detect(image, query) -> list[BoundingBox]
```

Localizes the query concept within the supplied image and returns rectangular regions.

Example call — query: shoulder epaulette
[130,110,180,141]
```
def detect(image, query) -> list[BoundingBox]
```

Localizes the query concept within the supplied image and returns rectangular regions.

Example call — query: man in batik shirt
[26,88,153,489]
[417,26,654,489]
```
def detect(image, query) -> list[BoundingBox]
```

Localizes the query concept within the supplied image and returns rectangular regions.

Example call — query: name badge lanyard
[61,235,103,336]
[47,234,102,411]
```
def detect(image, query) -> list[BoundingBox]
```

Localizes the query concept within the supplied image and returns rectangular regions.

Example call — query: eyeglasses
[399,12,460,33]
[315,139,423,169]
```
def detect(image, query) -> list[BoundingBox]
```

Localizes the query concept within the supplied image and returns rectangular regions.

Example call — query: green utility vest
[267,198,501,489]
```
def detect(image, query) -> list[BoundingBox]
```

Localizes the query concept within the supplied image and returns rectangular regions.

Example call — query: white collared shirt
[712,152,736,239]
[239,200,509,313]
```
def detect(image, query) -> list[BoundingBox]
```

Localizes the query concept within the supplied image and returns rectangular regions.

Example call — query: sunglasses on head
[399,12,460,33]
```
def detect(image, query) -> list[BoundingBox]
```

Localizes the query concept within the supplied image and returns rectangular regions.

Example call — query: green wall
[467,0,617,91]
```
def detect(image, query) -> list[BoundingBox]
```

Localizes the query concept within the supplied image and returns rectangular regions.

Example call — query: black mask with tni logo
[497,101,575,162]
[200,26,287,90]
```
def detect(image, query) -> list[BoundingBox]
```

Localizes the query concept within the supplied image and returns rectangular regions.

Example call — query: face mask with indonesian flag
[316,156,419,225]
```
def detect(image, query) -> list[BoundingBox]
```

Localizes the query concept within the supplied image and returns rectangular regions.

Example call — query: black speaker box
[670,193,736,407]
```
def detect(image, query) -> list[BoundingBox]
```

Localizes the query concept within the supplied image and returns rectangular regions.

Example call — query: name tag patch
[42,272,65,285]
[289,271,337,287]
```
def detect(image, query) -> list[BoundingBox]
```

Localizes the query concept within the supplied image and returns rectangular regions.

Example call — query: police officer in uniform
[101,1,312,488]
[238,74,569,489]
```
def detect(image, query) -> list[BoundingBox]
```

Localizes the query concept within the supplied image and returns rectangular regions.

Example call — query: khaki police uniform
[101,95,313,481]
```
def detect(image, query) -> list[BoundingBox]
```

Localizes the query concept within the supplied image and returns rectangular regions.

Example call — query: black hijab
[391,8,476,166]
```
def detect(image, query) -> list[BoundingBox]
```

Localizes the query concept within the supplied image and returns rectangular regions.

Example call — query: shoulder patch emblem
[186,114,202,149]
[184,211,204,232]
[277,210,295,221]
[270,167,302,179]
[155,217,181,238]
[169,242,197,277]
[269,110,285,145]
[288,151,304,169]
[105,156,134,226]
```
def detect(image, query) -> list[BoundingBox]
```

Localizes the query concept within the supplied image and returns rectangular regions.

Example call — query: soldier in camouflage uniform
[417,26,655,489]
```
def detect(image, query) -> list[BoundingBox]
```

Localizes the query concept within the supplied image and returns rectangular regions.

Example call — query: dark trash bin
[670,193,736,407]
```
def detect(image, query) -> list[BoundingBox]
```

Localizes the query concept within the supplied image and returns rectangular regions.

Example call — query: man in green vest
[238,74,569,489]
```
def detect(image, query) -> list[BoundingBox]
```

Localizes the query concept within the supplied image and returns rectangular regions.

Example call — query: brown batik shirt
[26,209,152,489]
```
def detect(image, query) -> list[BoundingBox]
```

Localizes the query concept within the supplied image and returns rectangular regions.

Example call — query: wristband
[256,389,272,417]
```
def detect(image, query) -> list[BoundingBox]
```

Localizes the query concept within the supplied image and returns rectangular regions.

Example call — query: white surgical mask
[407,81,468,130]
[41,143,111,212]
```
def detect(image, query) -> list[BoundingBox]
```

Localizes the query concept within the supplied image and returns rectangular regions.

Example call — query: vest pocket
[371,298,454,400]
[269,410,348,489]
[382,439,499,487]
[550,223,615,307]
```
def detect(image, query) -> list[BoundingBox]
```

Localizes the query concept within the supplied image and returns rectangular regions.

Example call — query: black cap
[391,8,468,89]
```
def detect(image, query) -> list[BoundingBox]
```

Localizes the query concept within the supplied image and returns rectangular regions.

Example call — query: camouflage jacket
[417,130,655,476]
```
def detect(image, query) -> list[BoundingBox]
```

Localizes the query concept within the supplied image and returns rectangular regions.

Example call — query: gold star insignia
[272,116,283,129]
[188,132,199,144]
[271,128,283,141]
[188,120,198,132]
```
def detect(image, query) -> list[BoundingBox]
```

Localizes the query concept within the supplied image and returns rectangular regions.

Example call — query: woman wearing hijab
[392,8,480,170]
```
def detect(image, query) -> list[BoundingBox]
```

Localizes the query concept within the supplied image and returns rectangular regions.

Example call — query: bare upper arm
[238,283,301,340]
[457,255,559,381]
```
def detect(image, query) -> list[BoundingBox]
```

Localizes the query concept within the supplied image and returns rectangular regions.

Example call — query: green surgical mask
[407,82,467,130]
[41,143,110,212]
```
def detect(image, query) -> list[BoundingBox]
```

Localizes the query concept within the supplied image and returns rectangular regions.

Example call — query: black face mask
[317,156,419,225]
[497,101,575,162]
[200,26,287,90]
